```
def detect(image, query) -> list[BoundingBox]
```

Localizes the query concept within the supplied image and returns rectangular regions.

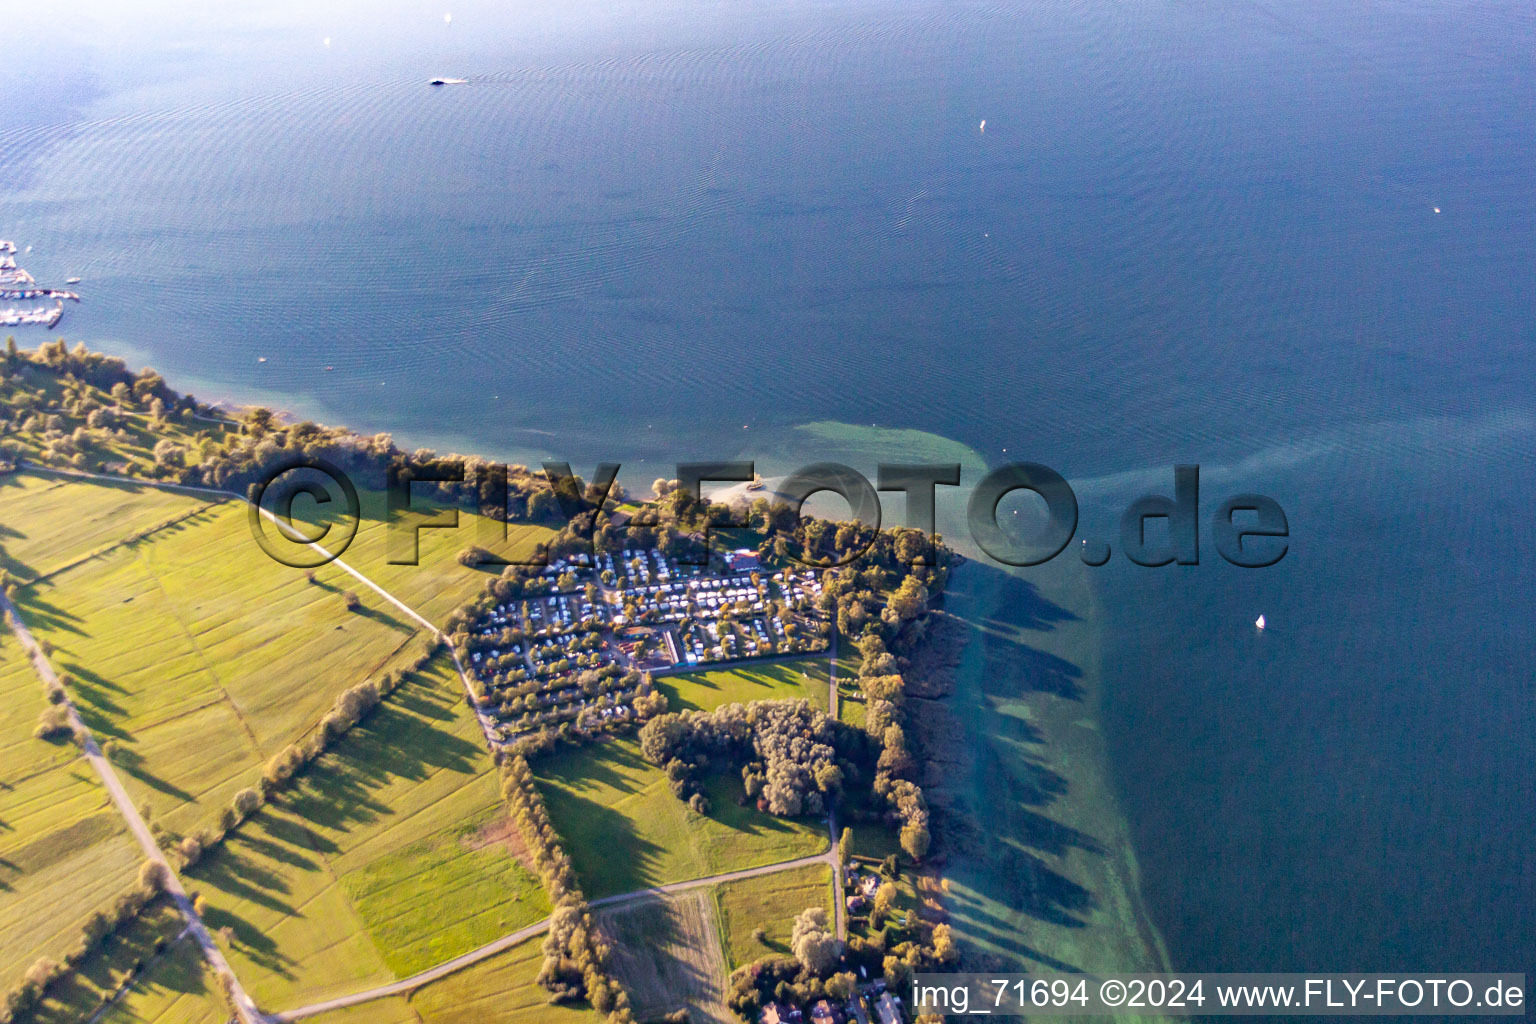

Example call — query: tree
[790,907,842,975]
[900,820,931,860]
[232,787,261,818]
[342,590,361,611]
[138,860,170,894]
[458,545,494,566]
[837,827,853,868]
[873,881,897,919]
[886,574,928,622]
[931,923,958,964]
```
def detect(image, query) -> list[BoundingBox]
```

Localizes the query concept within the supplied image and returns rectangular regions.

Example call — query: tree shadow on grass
[344,602,414,634]
[189,842,301,918]
[258,810,341,859]
[232,818,331,868]
[199,904,299,979]
[546,789,672,898]
[58,660,130,695]
[13,589,86,636]
[545,743,648,797]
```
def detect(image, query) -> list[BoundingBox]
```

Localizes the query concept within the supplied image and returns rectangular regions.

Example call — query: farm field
[599,893,731,1024]
[0,620,145,990]
[659,657,830,713]
[536,739,827,899]
[713,864,833,971]
[13,496,433,835]
[183,655,548,1010]
[403,935,605,1024]
[0,471,215,584]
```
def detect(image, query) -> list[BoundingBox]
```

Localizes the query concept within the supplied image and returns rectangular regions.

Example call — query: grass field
[599,893,730,1024]
[536,739,827,900]
[183,655,548,1009]
[659,657,831,713]
[403,936,604,1024]
[712,864,833,971]
[0,622,147,990]
[0,472,215,584]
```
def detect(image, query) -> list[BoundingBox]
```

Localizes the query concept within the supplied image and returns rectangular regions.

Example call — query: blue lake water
[3,0,1532,978]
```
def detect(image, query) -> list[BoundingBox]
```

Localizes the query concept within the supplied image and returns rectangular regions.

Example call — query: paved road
[1,594,263,1024]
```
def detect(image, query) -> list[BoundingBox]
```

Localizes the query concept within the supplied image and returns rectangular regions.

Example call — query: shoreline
[917,548,1173,982]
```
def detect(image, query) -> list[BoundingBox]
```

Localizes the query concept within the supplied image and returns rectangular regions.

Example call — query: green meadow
[659,658,831,713]
[184,655,547,1010]
[536,740,826,900]
[712,864,833,971]
[0,472,214,585]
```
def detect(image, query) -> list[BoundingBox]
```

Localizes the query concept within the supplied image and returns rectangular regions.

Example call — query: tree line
[498,756,636,1022]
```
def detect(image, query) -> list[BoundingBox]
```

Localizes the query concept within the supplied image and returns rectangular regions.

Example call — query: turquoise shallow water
[2,0,1532,977]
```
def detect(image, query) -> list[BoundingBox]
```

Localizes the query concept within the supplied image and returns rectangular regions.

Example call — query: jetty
[0,288,79,302]
[0,240,77,328]
[0,303,63,328]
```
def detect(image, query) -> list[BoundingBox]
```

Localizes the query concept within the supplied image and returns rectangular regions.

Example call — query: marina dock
[0,241,77,328]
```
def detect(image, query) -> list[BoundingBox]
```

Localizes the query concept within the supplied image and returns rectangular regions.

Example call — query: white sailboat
[1255,614,1266,630]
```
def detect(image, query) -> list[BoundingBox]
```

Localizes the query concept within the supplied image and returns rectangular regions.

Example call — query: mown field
[536,739,826,900]
[184,655,548,1010]
[599,893,731,1024]
[660,657,830,713]
[0,472,215,585]
[0,610,146,991]
[713,864,833,971]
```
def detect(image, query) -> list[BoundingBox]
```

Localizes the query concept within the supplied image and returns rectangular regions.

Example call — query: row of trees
[498,757,636,1022]
[0,861,172,1023]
